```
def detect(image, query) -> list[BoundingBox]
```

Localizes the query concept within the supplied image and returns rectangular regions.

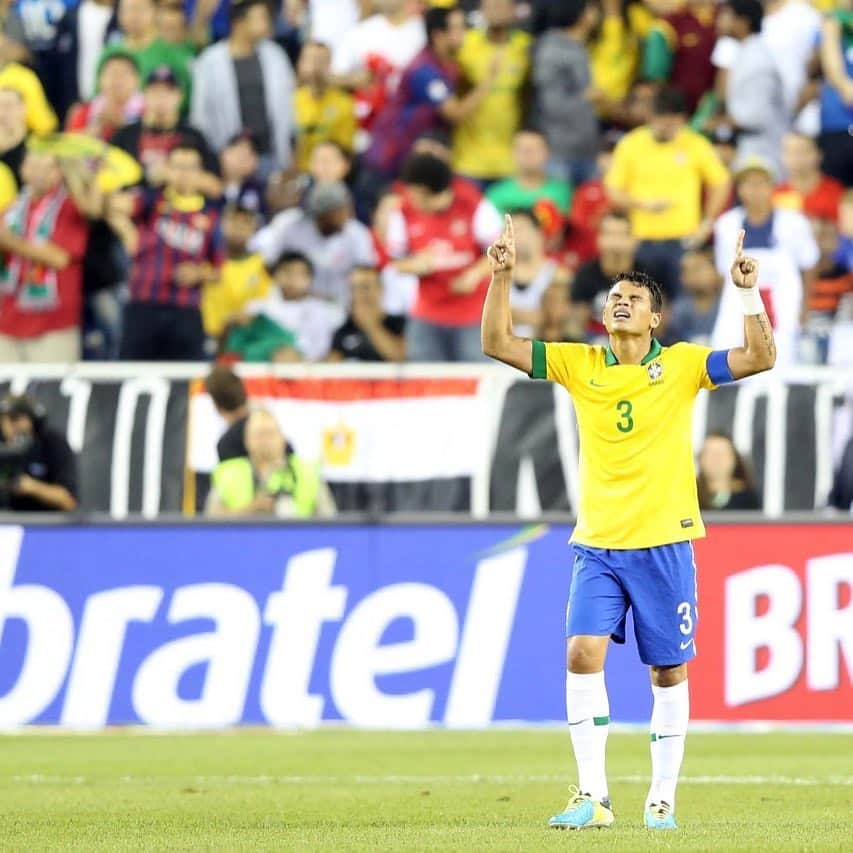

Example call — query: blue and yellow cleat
[644,800,678,830]
[548,786,614,830]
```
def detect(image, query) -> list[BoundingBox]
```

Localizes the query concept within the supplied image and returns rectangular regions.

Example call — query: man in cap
[111,64,220,196]
[249,180,375,308]
[711,154,818,366]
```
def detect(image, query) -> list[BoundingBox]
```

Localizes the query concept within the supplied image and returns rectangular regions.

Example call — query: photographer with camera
[206,408,335,518]
[0,395,78,512]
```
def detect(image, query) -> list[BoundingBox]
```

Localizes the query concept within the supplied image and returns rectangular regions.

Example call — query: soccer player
[481,214,776,831]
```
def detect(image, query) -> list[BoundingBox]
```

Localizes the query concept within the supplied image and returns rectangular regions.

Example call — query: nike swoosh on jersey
[589,379,607,387]
[679,638,695,650]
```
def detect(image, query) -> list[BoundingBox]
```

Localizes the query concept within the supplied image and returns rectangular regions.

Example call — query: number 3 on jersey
[616,400,633,433]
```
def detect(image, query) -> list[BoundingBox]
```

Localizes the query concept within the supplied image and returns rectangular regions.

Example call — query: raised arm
[726,229,777,379]
[481,214,532,374]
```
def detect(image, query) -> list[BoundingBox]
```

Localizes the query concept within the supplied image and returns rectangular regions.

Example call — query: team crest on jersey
[647,361,664,384]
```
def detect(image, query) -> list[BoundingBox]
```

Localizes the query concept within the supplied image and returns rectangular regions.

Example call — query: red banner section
[691,525,853,721]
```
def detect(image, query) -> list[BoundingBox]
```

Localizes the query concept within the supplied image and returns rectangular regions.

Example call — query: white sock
[647,680,689,810]
[565,670,609,801]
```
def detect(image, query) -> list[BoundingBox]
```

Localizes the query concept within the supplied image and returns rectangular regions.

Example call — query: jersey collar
[605,338,662,366]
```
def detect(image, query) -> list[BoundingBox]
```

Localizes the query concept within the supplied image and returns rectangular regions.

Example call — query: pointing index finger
[504,213,513,239]
[735,229,745,258]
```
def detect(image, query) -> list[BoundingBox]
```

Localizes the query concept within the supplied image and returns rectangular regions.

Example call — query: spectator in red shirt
[65,51,144,142]
[0,148,93,362]
[774,132,845,224]
[114,139,222,360]
[562,138,615,270]
[386,152,502,362]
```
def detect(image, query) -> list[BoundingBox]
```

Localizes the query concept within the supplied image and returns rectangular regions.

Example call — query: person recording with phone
[0,395,78,512]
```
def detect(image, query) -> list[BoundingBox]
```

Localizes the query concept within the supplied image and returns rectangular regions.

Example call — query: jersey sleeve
[679,342,735,391]
[529,340,587,389]
[409,65,452,106]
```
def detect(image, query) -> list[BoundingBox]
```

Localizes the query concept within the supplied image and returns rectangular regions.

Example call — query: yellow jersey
[605,126,728,240]
[452,29,531,179]
[531,337,717,549]
[202,254,271,337]
[293,86,357,172]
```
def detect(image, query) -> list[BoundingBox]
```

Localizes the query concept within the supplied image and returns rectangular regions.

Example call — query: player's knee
[650,663,687,687]
[566,638,606,673]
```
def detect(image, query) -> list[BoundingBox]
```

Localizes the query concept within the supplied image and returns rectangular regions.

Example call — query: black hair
[273,250,314,275]
[726,0,763,34]
[547,0,588,29]
[425,6,458,46]
[99,51,140,76]
[400,153,453,195]
[169,137,204,160]
[313,139,353,162]
[228,0,271,27]
[652,86,688,116]
[611,270,663,313]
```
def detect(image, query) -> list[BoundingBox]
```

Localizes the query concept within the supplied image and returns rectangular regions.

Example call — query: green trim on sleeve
[529,339,547,379]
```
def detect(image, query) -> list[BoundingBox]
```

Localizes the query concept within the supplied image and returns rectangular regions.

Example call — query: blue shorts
[566,542,698,666]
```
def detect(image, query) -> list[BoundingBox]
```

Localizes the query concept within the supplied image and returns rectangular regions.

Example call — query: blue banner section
[0,524,651,728]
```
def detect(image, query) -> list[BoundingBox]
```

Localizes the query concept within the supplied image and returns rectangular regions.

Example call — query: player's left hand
[730,229,759,289]
[487,214,515,273]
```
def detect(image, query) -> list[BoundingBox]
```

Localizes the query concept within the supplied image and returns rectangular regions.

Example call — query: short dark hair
[273,250,314,275]
[726,0,763,33]
[205,365,247,412]
[652,86,688,116]
[169,137,204,160]
[229,0,271,26]
[425,6,458,45]
[611,270,663,313]
[548,0,588,28]
[400,153,453,194]
[99,51,140,76]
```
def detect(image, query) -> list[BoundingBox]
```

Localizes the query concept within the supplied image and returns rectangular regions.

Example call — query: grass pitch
[0,730,851,851]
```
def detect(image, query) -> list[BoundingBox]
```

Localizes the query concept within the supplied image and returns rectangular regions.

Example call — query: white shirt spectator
[249,208,377,308]
[712,206,819,367]
[77,0,114,99]
[309,0,360,59]
[245,292,344,361]
[511,259,557,339]
[332,13,426,87]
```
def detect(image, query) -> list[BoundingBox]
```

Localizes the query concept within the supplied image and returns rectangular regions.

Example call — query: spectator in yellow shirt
[606,86,731,294]
[203,196,271,339]
[294,41,356,173]
[0,63,57,137]
[452,0,531,184]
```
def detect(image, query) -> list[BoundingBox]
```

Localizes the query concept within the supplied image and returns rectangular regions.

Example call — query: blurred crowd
[0,0,851,365]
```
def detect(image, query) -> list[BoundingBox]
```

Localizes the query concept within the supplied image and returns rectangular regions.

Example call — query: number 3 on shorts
[677,601,694,635]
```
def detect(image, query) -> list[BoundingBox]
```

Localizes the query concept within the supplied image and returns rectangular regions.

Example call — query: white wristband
[738,287,764,315]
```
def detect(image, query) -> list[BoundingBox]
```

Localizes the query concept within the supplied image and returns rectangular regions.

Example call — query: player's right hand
[487,214,515,273]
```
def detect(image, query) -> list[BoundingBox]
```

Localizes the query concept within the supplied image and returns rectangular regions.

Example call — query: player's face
[603,281,661,336]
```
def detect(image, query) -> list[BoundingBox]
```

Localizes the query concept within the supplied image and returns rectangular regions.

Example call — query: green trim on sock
[593,715,610,726]
[651,733,657,742]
